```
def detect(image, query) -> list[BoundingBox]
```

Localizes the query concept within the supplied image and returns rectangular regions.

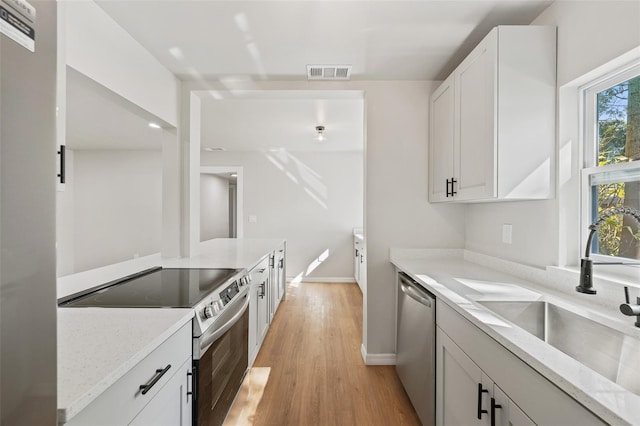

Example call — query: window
[582,64,640,261]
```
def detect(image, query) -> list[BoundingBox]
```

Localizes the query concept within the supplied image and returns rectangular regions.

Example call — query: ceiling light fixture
[315,125,326,142]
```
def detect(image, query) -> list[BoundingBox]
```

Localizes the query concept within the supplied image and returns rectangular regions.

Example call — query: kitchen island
[57,308,193,424]
[57,238,285,425]
[391,249,640,426]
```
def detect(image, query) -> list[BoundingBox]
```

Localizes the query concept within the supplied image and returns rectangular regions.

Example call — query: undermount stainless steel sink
[477,300,640,396]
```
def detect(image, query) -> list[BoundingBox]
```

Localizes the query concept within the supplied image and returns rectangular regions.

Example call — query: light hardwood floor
[224,281,421,426]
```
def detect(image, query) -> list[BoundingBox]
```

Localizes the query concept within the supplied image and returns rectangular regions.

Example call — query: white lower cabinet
[129,357,193,426]
[437,327,534,426]
[270,244,286,317]
[248,244,287,367]
[436,302,607,426]
[248,256,271,366]
[65,322,192,426]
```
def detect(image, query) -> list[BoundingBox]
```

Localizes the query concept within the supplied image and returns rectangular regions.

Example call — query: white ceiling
[68,1,553,152]
[199,91,364,152]
[97,0,552,81]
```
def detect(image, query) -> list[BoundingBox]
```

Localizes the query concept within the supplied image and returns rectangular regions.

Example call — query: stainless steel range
[58,267,251,426]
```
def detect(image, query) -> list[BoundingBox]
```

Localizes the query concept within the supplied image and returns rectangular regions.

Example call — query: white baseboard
[287,277,356,283]
[360,344,396,365]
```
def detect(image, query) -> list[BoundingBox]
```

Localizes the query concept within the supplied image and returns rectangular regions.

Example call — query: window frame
[580,62,640,266]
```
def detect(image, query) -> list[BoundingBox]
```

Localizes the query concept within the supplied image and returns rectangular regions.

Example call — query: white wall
[181,80,466,358]
[201,151,364,281]
[62,0,179,126]
[464,1,640,268]
[59,0,182,261]
[200,174,230,241]
[65,150,162,273]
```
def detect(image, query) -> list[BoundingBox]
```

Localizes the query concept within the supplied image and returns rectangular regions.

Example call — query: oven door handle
[199,293,250,354]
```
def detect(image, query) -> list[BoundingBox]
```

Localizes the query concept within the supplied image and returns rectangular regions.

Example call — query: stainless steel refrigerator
[1,0,57,424]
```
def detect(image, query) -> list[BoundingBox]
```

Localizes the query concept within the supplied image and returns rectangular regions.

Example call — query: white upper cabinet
[429,74,456,202]
[429,26,556,203]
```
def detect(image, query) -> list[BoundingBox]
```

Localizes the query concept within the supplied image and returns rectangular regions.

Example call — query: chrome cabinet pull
[139,364,171,395]
[259,282,266,298]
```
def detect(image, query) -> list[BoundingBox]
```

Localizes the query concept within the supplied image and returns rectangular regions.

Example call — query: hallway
[224,281,421,426]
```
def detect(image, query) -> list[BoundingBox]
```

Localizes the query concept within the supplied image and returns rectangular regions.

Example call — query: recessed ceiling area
[96,0,552,81]
[199,91,364,152]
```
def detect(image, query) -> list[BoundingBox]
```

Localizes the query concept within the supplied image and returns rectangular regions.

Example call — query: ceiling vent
[307,65,352,81]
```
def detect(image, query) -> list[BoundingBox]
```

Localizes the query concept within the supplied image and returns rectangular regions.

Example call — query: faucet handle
[624,286,630,304]
[620,286,640,316]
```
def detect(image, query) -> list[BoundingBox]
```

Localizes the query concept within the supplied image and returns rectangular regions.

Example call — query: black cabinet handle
[491,397,502,426]
[187,368,197,401]
[446,177,457,197]
[57,145,65,184]
[477,383,489,419]
[259,282,266,298]
[139,364,171,395]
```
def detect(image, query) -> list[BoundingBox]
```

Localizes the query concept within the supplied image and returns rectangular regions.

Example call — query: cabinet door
[429,74,456,202]
[492,385,536,426]
[248,279,258,365]
[257,276,269,344]
[456,29,497,201]
[436,327,484,426]
[276,248,286,304]
[129,357,192,426]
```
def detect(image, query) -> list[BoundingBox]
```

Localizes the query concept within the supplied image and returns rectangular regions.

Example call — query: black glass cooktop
[58,267,243,308]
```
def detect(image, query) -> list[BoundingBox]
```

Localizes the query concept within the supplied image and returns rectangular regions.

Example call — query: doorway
[200,166,243,240]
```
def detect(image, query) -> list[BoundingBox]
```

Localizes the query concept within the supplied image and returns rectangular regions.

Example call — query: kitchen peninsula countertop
[57,308,193,424]
[391,250,640,426]
[162,238,285,270]
[57,238,284,423]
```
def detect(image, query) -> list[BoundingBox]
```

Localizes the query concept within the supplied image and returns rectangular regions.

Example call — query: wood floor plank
[224,282,421,426]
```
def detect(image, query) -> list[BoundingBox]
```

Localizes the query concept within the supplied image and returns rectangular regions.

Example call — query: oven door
[193,292,249,426]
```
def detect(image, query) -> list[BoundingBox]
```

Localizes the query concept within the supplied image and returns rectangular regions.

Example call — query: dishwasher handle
[399,273,434,307]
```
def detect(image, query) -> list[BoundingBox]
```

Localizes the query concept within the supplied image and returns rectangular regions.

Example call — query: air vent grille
[307,65,352,80]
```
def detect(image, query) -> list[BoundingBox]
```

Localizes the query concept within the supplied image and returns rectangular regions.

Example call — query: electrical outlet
[502,224,513,244]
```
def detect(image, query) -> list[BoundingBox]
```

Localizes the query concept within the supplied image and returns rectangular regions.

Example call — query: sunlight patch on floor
[223,367,271,426]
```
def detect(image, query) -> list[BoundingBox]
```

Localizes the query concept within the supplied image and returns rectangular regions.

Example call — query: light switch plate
[502,224,513,244]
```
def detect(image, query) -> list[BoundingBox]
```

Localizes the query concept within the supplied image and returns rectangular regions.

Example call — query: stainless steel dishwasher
[396,271,436,426]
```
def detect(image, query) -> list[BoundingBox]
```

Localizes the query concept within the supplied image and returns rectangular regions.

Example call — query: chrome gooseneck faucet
[578,206,640,328]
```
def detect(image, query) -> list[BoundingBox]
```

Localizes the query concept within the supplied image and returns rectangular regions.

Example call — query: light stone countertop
[57,308,193,424]
[57,238,286,299]
[391,250,640,426]
[162,238,285,270]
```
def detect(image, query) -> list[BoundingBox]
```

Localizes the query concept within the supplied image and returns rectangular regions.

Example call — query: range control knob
[203,301,222,319]
[203,305,215,319]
